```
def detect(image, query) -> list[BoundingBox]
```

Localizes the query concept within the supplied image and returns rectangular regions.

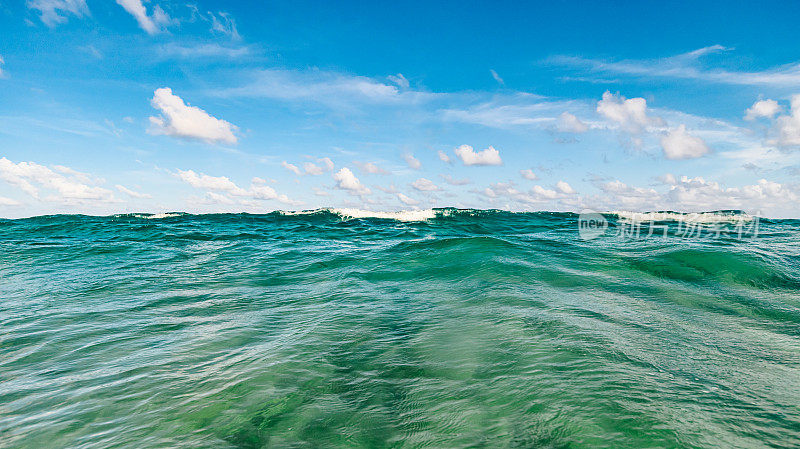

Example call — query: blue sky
[2,0,800,217]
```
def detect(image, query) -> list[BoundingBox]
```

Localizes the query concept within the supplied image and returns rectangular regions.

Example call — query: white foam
[331,208,438,221]
[611,211,754,223]
[139,213,184,219]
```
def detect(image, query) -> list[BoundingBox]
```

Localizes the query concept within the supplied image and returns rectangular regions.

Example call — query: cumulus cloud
[771,94,800,148]
[0,55,6,78]
[596,91,664,134]
[281,161,302,176]
[115,184,152,199]
[592,175,799,216]
[149,88,238,145]
[438,150,451,164]
[454,144,502,166]
[594,179,661,209]
[176,169,247,194]
[28,0,88,26]
[397,192,419,206]
[666,176,798,215]
[557,112,589,133]
[0,157,114,204]
[303,162,324,176]
[301,157,334,175]
[745,99,781,121]
[660,125,711,160]
[175,169,298,205]
[411,178,440,192]
[333,167,371,196]
[403,153,421,170]
[556,181,576,194]
[519,169,538,180]
[115,0,172,35]
[479,180,576,206]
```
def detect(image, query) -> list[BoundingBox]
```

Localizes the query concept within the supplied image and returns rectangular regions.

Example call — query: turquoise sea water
[1,209,799,448]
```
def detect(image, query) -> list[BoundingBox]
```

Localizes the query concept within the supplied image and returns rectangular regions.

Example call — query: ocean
[1,209,799,448]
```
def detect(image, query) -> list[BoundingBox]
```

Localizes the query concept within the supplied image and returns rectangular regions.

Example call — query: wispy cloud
[549,45,800,87]
[27,0,89,27]
[490,69,505,85]
[115,0,173,35]
[157,43,253,59]
[216,68,436,108]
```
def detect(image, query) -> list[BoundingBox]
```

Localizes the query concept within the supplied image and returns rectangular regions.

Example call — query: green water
[1,210,799,448]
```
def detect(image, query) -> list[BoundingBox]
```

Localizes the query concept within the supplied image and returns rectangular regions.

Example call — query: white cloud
[596,91,664,134]
[437,150,451,164]
[440,174,471,186]
[149,88,238,145]
[479,181,575,205]
[771,94,800,148]
[519,169,538,180]
[411,178,440,192]
[594,179,661,210]
[176,169,247,195]
[333,167,371,196]
[660,125,711,159]
[0,157,114,204]
[115,0,172,35]
[397,192,419,206]
[374,184,398,194]
[115,184,152,199]
[403,153,421,170]
[319,157,335,171]
[530,185,560,200]
[218,69,431,108]
[157,43,251,59]
[590,175,799,216]
[207,11,240,40]
[281,161,302,176]
[300,157,335,175]
[556,181,576,194]
[175,169,298,205]
[658,173,678,185]
[549,46,800,87]
[303,162,324,176]
[28,0,88,26]
[354,161,388,175]
[745,99,781,121]
[0,196,21,206]
[388,73,409,89]
[666,177,798,215]
[441,97,560,129]
[454,144,502,166]
[557,112,589,133]
[0,55,6,78]
[490,69,505,85]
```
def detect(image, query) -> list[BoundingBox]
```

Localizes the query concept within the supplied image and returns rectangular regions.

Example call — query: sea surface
[1,209,799,448]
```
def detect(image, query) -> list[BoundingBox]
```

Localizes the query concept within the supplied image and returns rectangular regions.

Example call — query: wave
[609,210,754,223]
[276,208,445,222]
[6,208,776,223]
